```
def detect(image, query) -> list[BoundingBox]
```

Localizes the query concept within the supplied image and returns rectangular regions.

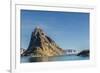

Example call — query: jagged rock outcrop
[23,26,64,57]
[77,49,89,57]
[20,48,26,56]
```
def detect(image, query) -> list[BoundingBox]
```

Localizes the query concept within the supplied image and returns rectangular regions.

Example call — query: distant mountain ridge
[23,26,64,57]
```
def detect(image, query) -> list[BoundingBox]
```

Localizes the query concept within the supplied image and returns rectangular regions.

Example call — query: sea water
[21,55,89,63]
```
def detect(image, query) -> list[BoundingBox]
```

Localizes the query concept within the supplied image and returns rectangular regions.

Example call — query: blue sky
[21,10,89,50]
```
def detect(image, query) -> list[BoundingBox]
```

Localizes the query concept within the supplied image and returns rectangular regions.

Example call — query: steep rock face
[77,49,89,57]
[20,48,26,56]
[23,26,64,57]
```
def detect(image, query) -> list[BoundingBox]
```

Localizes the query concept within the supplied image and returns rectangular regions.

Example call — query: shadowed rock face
[77,50,89,57]
[20,48,26,56]
[23,26,64,57]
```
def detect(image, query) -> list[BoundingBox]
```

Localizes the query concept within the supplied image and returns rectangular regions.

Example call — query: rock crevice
[23,26,64,57]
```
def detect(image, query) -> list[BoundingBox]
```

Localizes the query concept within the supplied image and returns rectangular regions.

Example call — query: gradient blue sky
[21,10,89,50]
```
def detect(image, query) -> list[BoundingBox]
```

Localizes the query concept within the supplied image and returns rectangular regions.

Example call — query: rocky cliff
[23,26,64,57]
[20,48,26,56]
[77,49,89,57]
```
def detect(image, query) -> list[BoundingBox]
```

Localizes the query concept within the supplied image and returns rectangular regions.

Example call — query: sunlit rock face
[23,26,64,57]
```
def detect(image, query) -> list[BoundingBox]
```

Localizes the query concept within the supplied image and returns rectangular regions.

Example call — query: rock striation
[23,26,64,57]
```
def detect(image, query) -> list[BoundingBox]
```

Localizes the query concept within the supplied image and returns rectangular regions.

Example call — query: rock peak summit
[23,26,64,57]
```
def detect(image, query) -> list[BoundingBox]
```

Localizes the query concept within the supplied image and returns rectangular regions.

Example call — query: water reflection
[21,55,89,63]
[29,57,49,62]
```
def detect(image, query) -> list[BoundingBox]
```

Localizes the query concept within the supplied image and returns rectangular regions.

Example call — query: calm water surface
[21,55,89,63]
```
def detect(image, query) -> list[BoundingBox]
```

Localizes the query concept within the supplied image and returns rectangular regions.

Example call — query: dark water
[21,55,89,63]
